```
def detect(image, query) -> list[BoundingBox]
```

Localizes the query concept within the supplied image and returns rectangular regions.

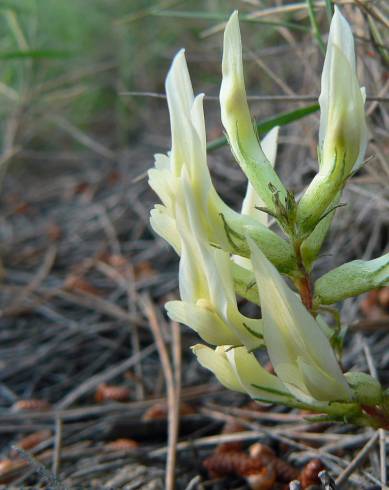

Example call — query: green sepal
[300,193,341,270]
[231,262,259,304]
[345,372,383,406]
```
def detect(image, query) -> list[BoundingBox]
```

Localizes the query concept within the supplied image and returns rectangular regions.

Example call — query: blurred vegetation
[0,0,322,164]
[0,0,244,163]
[0,0,387,178]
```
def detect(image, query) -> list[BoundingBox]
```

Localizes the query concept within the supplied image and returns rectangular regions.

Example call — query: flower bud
[220,11,287,214]
[235,127,279,271]
[297,7,367,234]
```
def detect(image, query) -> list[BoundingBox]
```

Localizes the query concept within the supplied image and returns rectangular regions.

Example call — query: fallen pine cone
[360,289,389,320]
[10,430,51,456]
[0,460,15,474]
[104,438,139,451]
[12,400,51,412]
[245,465,277,490]
[378,287,389,309]
[142,401,195,420]
[249,443,298,482]
[216,419,246,454]
[95,383,130,402]
[0,459,27,484]
[203,450,276,489]
[64,274,101,296]
[299,459,325,488]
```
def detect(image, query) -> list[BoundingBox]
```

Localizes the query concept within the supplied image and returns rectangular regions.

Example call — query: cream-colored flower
[234,127,279,270]
[166,176,264,351]
[149,47,297,272]
[192,344,292,403]
[220,11,287,214]
[297,7,367,234]
[247,237,352,403]
[148,50,214,249]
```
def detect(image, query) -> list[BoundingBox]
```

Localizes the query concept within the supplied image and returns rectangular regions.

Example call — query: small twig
[379,428,387,488]
[52,417,63,478]
[335,431,379,487]
[55,343,156,409]
[171,319,182,414]
[319,470,337,489]
[184,475,202,490]
[1,245,57,317]
[361,338,388,488]
[289,480,302,490]
[141,294,178,490]
[49,115,115,160]
[11,446,66,490]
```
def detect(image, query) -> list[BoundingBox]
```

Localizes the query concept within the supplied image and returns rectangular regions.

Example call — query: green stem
[293,238,313,311]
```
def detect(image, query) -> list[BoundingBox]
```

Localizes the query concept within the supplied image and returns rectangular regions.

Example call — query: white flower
[319,7,367,173]
[148,50,215,249]
[247,236,352,403]
[192,344,292,403]
[240,126,279,223]
[220,11,287,213]
[191,344,244,393]
[166,176,264,351]
[297,7,367,234]
[149,47,297,272]
[234,126,279,270]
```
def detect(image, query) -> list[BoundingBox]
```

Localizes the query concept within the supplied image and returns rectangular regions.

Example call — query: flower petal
[167,301,241,345]
[192,344,244,392]
[226,347,291,403]
[247,236,352,402]
[220,11,286,212]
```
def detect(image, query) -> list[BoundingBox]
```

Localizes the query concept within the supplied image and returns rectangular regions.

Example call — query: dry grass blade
[335,432,379,487]
[52,417,63,478]
[55,344,156,410]
[141,294,179,490]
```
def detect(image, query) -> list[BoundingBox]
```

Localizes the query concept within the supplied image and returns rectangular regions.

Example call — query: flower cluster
[149,8,389,425]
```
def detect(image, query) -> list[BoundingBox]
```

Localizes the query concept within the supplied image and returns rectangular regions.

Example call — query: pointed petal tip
[225,10,239,34]
[194,92,205,103]
[191,344,202,354]
[166,48,186,78]
[229,10,239,21]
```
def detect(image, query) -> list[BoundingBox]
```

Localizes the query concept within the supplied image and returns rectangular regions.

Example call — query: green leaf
[314,254,389,305]
[207,103,319,152]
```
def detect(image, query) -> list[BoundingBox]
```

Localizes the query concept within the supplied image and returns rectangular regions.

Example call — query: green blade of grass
[0,49,71,60]
[306,0,326,54]
[325,0,334,24]
[207,103,319,152]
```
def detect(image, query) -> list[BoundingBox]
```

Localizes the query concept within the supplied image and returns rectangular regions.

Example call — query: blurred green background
[0,0,246,161]
[0,0,322,173]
